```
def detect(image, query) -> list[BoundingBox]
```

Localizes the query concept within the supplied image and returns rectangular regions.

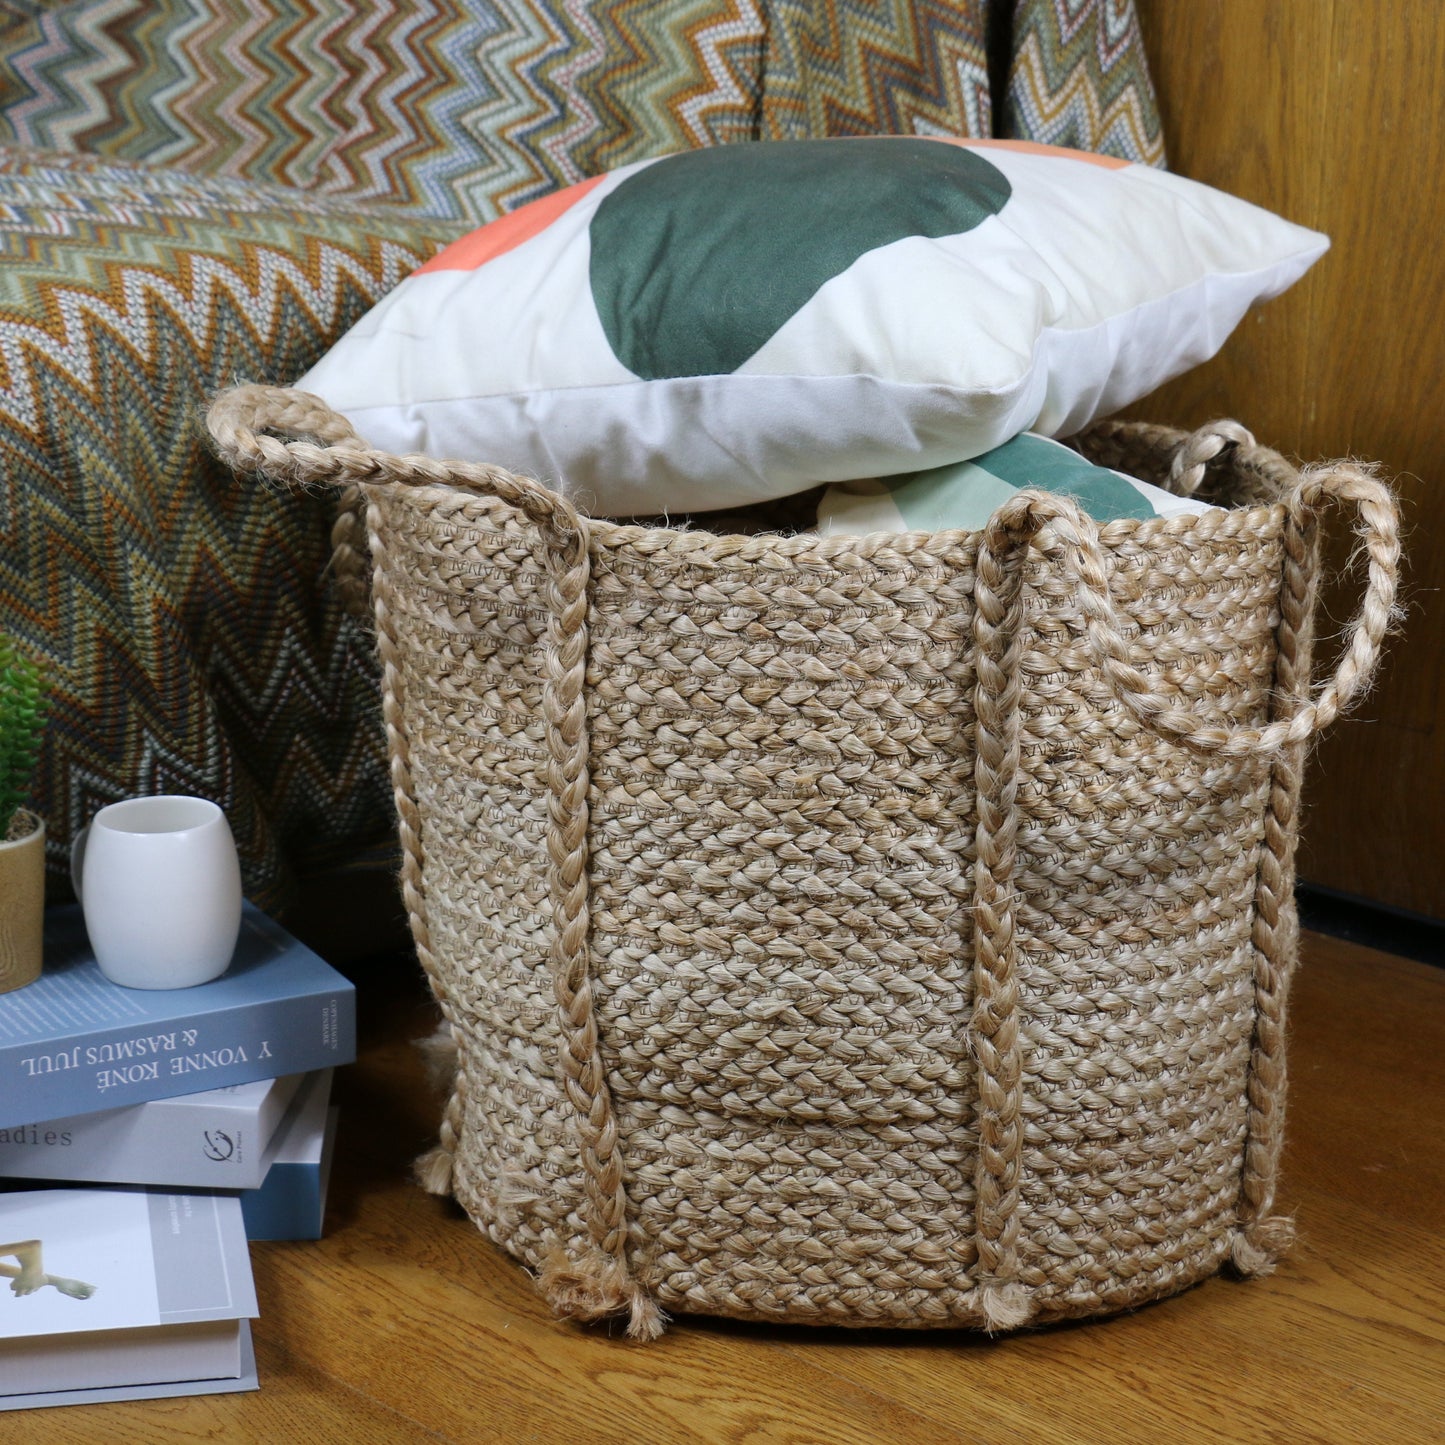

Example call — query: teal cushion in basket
[816,432,1215,536]
[298,137,1327,517]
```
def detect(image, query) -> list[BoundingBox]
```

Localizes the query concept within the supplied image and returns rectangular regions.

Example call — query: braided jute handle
[966,422,1400,1328]
[207,384,662,1340]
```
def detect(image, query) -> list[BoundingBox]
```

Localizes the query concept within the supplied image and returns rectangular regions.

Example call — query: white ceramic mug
[70,796,242,990]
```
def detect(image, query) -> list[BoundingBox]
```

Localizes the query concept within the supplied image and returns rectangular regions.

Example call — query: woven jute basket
[209,387,1401,1339]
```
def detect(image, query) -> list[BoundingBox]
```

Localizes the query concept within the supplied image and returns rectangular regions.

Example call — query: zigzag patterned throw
[0,0,769,221]
[0,146,462,908]
[760,0,993,142]
[0,2,1162,231]
[1005,0,1165,165]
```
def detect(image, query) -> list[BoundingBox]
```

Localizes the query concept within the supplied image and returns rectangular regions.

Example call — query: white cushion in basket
[298,137,1327,517]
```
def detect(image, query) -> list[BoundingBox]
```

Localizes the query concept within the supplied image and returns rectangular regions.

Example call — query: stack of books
[0,904,356,1410]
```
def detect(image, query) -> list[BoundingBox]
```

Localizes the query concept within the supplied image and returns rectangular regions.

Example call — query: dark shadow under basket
[209,390,1401,1339]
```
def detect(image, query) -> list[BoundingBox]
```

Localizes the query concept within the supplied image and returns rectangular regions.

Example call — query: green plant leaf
[0,633,47,838]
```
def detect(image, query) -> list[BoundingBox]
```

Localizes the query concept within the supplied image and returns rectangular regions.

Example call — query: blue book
[0,905,355,1124]
[239,1069,337,1241]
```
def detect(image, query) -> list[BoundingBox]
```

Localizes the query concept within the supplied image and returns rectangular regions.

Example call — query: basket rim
[379,419,1301,567]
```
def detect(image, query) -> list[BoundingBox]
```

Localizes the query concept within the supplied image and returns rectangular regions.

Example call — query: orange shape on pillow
[949,138,1129,168]
[417,173,608,275]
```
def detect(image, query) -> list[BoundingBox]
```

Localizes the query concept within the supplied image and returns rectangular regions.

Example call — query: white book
[0,1324,257,1410]
[0,1187,258,1406]
[0,1073,305,1189]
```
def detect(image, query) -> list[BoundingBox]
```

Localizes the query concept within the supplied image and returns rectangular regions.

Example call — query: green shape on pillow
[588,138,1011,380]
[968,432,1154,521]
[880,434,1155,532]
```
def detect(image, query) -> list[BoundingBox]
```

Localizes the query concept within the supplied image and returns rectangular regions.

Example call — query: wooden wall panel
[1132,0,1443,917]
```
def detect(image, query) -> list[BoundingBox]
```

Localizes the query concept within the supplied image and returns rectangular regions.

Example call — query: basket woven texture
[210,389,1401,1339]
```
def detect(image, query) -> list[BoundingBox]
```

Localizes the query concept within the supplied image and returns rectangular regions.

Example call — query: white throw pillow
[298,137,1327,516]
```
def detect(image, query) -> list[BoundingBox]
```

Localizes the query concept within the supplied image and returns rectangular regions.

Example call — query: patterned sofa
[0,0,1164,944]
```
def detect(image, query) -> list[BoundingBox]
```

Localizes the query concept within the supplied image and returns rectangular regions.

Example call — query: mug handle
[70,824,89,895]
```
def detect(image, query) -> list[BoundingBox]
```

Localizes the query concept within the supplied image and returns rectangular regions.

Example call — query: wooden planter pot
[0,809,45,993]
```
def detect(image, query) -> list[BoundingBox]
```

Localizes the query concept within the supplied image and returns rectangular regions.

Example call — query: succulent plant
[0,633,46,840]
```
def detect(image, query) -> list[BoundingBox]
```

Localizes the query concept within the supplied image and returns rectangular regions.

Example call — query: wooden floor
[9,930,1444,1443]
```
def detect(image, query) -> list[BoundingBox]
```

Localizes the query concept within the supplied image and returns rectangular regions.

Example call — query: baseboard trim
[1297,884,1445,968]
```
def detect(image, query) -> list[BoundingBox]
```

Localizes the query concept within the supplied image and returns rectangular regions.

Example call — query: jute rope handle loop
[984,450,1401,761]
[206,384,590,564]
[206,385,663,1340]
[1168,417,1258,496]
